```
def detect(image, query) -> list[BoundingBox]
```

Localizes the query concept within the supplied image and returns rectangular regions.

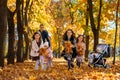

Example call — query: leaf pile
[0,59,120,80]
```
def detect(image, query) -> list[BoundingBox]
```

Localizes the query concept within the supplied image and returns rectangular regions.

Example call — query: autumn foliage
[0,59,120,80]
[76,46,84,56]
[64,41,73,54]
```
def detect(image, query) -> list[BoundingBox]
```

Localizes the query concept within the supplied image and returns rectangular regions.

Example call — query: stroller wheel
[104,64,110,68]
[94,64,98,68]
[94,65,96,68]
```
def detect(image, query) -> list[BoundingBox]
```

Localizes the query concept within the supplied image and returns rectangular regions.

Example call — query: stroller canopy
[96,44,110,58]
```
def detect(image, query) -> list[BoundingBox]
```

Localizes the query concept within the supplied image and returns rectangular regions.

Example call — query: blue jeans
[47,59,52,67]
[35,59,40,70]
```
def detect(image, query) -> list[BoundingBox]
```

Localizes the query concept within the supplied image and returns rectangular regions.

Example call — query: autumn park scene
[0,0,120,80]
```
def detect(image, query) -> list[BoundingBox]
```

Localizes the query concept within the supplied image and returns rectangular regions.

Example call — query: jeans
[40,56,45,70]
[35,59,40,70]
[47,59,52,67]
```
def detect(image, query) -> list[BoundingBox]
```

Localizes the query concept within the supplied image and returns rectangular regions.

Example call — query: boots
[68,60,74,70]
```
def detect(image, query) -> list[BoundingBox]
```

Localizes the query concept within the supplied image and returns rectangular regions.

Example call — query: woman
[30,32,43,70]
[62,29,77,58]
[76,35,86,67]
[62,29,77,70]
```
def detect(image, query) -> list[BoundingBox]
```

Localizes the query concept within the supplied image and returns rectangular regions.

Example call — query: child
[44,42,53,68]
[30,32,43,70]
[76,46,84,67]
[76,35,86,67]
[39,42,53,70]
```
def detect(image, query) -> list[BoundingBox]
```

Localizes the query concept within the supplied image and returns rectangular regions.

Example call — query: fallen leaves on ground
[0,59,120,80]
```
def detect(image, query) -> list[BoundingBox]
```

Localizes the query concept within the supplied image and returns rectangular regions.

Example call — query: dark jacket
[62,36,77,58]
[62,36,76,46]
[39,30,50,47]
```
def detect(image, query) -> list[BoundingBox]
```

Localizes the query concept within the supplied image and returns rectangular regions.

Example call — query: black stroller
[88,44,110,68]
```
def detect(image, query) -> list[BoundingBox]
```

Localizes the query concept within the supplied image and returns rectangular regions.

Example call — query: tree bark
[58,28,61,57]
[23,32,29,60]
[87,0,102,50]
[7,8,15,64]
[16,0,24,62]
[0,0,7,67]
[85,36,89,60]
[23,0,30,60]
[113,0,119,65]
[85,6,89,61]
[93,30,99,50]
[87,0,97,50]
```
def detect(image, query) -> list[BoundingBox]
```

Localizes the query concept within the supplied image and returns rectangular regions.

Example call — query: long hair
[32,32,42,45]
[76,35,85,43]
[63,29,75,41]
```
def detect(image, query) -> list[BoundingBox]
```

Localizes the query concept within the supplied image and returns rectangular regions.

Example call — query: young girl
[30,32,43,70]
[76,35,86,67]
[39,42,53,70]
[44,42,53,68]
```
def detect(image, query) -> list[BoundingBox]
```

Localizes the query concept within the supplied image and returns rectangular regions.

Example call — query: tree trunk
[85,7,89,61]
[23,0,30,60]
[57,28,60,55]
[16,0,24,62]
[0,0,7,67]
[94,0,102,51]
[87,0,97,50]
[87,0,102,50]
[93,30,99,50]
[25,0,30,26]
[7,8,15,64]
[23,32,29,60]
[113,0,119,65]
[85,36,89,60]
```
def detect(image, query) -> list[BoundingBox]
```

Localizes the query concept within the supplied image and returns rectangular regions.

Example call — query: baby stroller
[88,44,110,68]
